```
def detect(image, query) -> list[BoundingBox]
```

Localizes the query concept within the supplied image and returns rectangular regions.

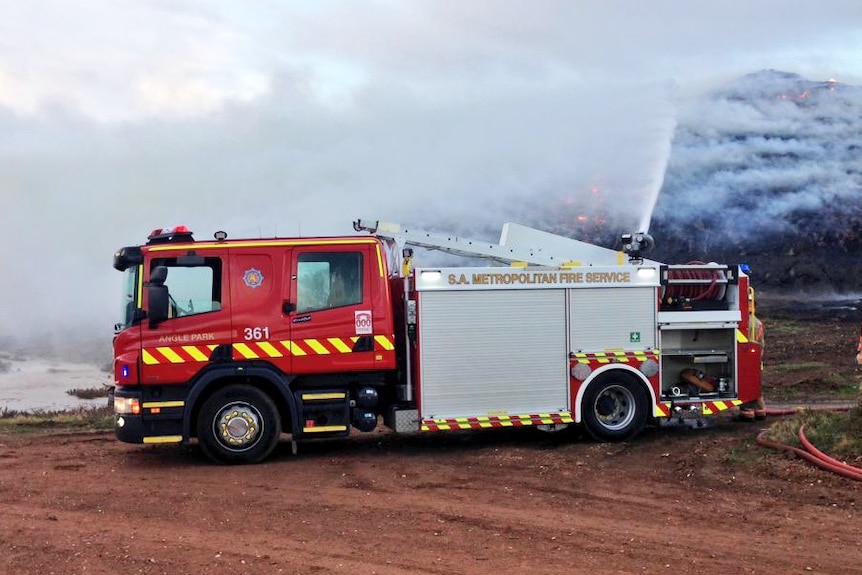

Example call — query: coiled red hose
[664,262,724,301]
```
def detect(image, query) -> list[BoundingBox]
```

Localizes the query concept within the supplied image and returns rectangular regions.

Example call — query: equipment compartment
[659,327,736,399]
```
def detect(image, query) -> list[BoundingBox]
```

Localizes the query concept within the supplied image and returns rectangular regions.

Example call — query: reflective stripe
[142,349,159,365]
[141,334,396,364]
[374,335,395,351]
[280,341,307,356]
[156,347,184,363]
[182,345,209,362]
[421,412,573,431]
[302,393,346,400]
[303,425,348,433]
[327,338,353,353]
[142,401,185,408]
[149,238,381,251]
[256,341,283,358]
[142,435,183,444]
[702,400,743,415]
[233,343,259,359]
[305,339,330,354]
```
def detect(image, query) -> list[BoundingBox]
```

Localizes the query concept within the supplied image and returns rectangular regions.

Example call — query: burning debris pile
[631,70,861,292]
[485,72,861,294]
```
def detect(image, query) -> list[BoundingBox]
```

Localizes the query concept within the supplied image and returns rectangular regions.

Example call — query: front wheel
[197,385,281,464]
[581,372,648,442]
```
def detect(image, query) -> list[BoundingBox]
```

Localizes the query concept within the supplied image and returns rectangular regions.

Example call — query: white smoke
[1,2,860,351]
[652,71,862,249]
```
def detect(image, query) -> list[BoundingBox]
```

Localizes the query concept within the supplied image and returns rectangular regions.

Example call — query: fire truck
[111,219,763,464]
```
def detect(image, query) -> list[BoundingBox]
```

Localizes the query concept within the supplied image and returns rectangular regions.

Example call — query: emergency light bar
[146,225,194,245]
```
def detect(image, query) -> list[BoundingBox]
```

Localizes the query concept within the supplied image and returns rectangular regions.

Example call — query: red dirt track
[1,299,861,574]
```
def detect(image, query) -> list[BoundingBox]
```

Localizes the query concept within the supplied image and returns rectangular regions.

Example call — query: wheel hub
[596,395,618,417]
[594,385,633,430]
[217,404,260,448]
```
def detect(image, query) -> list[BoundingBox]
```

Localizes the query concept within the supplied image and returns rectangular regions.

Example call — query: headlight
[113,397,141,415]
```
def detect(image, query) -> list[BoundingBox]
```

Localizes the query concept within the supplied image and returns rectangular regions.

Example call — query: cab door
[140,249,232,385]
[287,244,381,374]
[229,249,292,374]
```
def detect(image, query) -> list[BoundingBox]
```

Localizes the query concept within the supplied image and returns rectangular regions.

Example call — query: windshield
[117,266,140,332]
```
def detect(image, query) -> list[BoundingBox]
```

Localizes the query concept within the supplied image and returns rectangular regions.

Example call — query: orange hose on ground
[797,425,862,481]
[754,417,862,482]
[764,406,851,417]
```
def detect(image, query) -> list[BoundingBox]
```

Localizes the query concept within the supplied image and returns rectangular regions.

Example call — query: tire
[196,384,281,464]
[581,372,648,442]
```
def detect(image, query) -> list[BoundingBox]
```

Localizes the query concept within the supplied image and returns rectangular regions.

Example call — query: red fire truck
[111,219,763,464]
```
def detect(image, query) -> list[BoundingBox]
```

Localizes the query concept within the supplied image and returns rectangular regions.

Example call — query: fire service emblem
[243,268,264,289]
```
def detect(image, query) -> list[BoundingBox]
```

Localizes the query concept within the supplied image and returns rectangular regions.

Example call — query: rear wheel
[197,385,281,464]
[582,372,648,442]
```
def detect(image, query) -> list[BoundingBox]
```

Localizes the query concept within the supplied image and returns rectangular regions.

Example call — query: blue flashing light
[121,365,130,379]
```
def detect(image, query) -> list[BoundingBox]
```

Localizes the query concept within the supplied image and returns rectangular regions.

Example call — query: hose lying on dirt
[755,407,862,482]
[764,406,851,417]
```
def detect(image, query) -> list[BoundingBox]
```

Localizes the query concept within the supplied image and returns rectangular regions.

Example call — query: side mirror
[147,266,169,327]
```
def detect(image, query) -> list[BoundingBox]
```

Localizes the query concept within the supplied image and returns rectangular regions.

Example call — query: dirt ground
[1,296,861,575]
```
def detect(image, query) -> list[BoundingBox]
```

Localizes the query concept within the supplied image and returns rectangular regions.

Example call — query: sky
[1,0,860,349]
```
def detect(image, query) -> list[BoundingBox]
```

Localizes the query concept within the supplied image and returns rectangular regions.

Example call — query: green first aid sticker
[630,331,641,343]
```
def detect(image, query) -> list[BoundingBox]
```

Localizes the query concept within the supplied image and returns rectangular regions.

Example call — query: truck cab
[112,226,398,463]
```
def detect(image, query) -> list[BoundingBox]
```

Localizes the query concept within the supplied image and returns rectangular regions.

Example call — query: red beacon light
[146,225,195,244]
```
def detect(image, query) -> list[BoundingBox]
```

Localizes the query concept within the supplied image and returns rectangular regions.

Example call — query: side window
[151,257,222,318]
[296,252,363,313]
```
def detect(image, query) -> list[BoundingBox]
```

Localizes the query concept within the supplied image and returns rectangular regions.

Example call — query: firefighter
[736,396,767,421]
[737,304,766,422]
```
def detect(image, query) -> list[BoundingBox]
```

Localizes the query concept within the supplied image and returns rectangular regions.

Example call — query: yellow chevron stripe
[736,329,749,343]
[182,346,209,362]
[327,338,352,353]
[279,341,307,356]
[233,343,259,359]
[374,335,395,350]
[157,347,184,364]
[715,400,742,411]
[141,336,404,363]
[256,341,283,358]
[305,339,330,354]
